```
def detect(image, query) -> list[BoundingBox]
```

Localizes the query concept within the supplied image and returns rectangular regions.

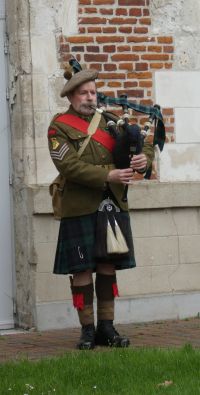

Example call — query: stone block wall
[32,184,200,330]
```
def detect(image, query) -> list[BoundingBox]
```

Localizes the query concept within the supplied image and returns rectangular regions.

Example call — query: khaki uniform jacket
[48,106,154,218]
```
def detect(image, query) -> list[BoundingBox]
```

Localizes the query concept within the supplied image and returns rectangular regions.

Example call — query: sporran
[95,197,131,260]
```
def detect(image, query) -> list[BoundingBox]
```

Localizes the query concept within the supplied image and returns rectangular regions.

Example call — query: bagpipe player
[47,59,155,350]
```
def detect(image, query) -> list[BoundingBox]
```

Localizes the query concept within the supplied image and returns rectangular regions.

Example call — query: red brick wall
[58,0,175,177]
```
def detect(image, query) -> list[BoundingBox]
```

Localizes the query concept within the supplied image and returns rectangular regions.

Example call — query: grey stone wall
[150,0,200,70]
[6,0,36,328]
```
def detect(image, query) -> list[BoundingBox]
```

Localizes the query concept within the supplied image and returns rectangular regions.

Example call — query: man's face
[68,81,97,116]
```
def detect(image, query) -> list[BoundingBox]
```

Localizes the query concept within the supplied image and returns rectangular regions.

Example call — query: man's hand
[130,153,147,171]
[107,168,133,185]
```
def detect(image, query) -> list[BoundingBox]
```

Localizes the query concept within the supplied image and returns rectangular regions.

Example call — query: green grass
[0,345,200,395]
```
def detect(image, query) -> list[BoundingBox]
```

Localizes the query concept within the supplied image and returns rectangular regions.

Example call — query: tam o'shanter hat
[60,58,98,97]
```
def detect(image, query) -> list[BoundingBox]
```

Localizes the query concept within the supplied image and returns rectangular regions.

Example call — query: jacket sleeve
[48,125,109,188]
[142,141,155,169]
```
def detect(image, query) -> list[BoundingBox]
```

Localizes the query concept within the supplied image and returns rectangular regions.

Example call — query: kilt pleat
[53,212,136,275]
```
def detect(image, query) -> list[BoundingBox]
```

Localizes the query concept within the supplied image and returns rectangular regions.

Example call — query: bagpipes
[92,93,166,259]
[91,92,166,201]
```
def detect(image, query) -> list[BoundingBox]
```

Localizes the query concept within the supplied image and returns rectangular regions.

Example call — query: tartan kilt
[53,211,136,275]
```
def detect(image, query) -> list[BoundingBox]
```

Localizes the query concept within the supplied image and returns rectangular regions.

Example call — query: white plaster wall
[29,0,78,185]
[159,144,200,182]
[155,71,200,181]
[151,0,200,182]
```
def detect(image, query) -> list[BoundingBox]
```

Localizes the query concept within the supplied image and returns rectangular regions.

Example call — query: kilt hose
[53,211,136,275]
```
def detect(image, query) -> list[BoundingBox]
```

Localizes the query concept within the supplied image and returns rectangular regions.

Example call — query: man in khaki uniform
[48,63,154,349]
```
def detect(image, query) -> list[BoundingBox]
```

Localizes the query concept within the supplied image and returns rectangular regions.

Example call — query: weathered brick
[98,72,126,79]
[111,54,139,61]
[124,81,138,88]
[79,8,83,14]
[59,0,175,125]
[117,89,144,97]
[109,17,137,24]
[119,0,145,5]
[139,80,152,87]
[84,54,108,62]
[134,27,148,34]
[127,71,152,79]
[132,45,146,51]
[96,81,105,88]
[148,45,162,52]
[100,8,114,15]
[163,46,174,53]
[96,36,124,43]
[60,44,70,52]
[78,27,86,34]
[150,63,164,69]
[140,99,153,105]
[93,0,115,3]
[103,27,117,33]
[165,126,174,133]
[68,36,93,43]
[84,7,97,13]
[79,0,91,4]
[117,45,131,52]
[71,46,84,52]
[80,17,107,24]
[129,8,142,16]
[103,45,116,52]
[157,36,173,44]
[139,17,151,25]
[163,108,174,116]
[87,27,102,33]
[165,63,173,69]
[128,36,155,42]
[116,8,128,16]
[90,63,102,70]
[135,62,149,71]
[141,54,169,60]
[119,62,134,71]
[86,46,100,52]
[143,8,150,16]
[104,64,117,71]
[119,27,132,33]
[108,81,122,87]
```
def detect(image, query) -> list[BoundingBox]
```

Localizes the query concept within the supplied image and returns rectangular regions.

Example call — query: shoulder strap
[77,110,102,158]
[55,113,115,152]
